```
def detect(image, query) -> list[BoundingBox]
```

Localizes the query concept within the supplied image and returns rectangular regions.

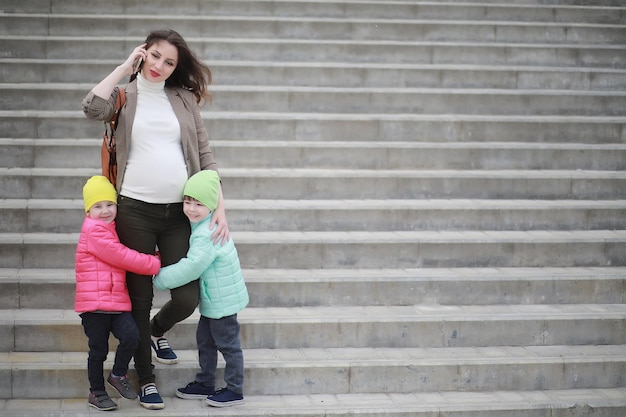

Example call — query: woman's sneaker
[205,388,244,407]
[151,337,178,364]
[88,390,118,411]
[139,383,164,410]
[176,381,215,399]
[106,372,137,400]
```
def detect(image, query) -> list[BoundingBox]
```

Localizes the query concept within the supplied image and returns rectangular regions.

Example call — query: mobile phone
[132,57,142,73]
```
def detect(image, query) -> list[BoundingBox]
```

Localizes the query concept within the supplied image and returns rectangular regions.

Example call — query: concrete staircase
[1,0,626,415]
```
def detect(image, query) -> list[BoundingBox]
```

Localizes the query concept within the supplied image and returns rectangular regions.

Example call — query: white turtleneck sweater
[121,74,187,203]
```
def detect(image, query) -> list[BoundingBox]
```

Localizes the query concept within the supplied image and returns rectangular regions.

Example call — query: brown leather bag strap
[110,88,126,132]
[103,88,126,152]
[101,88,126,186]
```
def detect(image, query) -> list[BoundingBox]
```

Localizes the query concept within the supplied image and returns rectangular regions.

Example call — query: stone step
[2,198,626,233]
[2,110,624,143]
[1,167,625,200]
[3,36,624,68]
[4,83,626,115]
[3,0,624,22]
[3,59,626,90]
[1,346,624,398]
[1,230,625,269]
[4,139,626,171]
[3,14,625,44]
[426,0,623,5]
[2,304,625,352]
[1,267,624,310]
[2,389,625,417]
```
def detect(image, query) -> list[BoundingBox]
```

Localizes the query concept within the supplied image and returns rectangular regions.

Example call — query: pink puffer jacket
[75,217,160,313]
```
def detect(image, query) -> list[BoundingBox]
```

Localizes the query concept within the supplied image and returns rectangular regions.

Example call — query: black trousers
[116,195,200,386]
[80,312,139,392]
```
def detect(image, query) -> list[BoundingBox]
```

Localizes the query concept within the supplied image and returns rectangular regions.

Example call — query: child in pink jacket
[75,176,161,411]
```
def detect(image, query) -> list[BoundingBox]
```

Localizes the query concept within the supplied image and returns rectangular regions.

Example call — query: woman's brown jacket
[82,79,218,191]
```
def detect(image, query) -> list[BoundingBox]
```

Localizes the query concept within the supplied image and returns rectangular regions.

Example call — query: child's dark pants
[196,314,244,395]
[80,312,139,392]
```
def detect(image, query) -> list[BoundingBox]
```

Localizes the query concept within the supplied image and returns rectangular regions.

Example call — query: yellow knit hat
[83,175,117,212]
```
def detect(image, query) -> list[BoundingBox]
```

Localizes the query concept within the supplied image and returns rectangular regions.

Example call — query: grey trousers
[196,314,244,395]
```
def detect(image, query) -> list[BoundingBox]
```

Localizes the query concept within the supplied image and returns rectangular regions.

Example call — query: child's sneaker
[205,388,244,407]
[150,337,178,364]
[88,390,118,411]
[176,381,215,399]
[107,372,137,400]
[139,383,164,410]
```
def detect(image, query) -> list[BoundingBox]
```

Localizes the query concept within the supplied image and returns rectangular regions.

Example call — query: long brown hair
[131,29,212,104]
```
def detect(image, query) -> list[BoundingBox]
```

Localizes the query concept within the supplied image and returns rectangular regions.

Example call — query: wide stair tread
[2,346,625,396]
[3,59,626,89]
[2,389,625,417]
[4,304,625,351]
[2,267,624,309]
[3,0,626,21]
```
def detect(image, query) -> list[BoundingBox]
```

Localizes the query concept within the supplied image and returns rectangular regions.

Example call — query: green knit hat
[183,170,220,210]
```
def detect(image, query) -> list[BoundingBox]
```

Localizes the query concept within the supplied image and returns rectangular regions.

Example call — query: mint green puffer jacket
[153,215,248,319]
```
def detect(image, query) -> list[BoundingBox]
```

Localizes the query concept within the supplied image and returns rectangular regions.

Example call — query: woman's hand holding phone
[132,57,143,73]
[125,43,146,75]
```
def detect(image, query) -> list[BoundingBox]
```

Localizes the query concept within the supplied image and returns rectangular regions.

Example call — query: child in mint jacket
[153,170,249,408]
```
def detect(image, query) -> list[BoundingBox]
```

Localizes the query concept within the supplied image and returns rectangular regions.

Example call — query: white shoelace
[155,338,171,350]
[143,384,159,396]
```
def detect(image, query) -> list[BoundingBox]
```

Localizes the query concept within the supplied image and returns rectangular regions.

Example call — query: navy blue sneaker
[205,388,244,407]
[176,381,215,399]
[151,337,178,364]
[139,383,164,410]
